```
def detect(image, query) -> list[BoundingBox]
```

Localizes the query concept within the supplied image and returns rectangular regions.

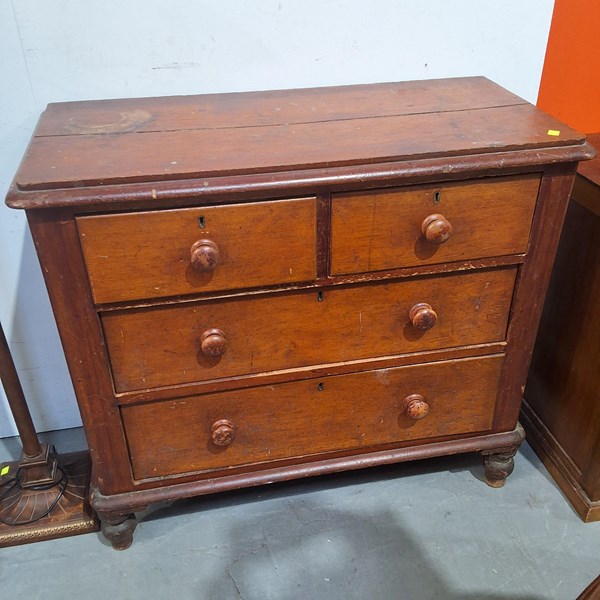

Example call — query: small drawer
[121,354,504,480]
[77,197,317,303]
[102,268,516,392]
[330,175,540,275]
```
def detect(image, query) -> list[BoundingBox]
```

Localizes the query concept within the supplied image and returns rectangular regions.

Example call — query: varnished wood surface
[521,400,600,522]
[10,78,584,193]
[6,144,595,211]
[36,77,526,137]
[577,132,600,187]
[573,176,600,218]
[526,199,600,477]
[525,160,600,510]
[102,268,516,392]
[331,175,539,275]
[77,197,317,303]
[26,210,134,494]
[5,79,590,546]
[114,342,508,406]
[122,354,503,480]
[492,164,577,432]
[16,105,582,192]
[91,252,527,314]
[92,426,525,505]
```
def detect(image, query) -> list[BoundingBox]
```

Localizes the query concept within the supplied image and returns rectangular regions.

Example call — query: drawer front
[122,354,504,480]
[77,197,317,303]
[103,268,515,392]
[330,175,540,275]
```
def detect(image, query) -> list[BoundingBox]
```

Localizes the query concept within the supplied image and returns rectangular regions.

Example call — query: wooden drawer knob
[421,214,453,244]
[409,303,437,331]
[404,394,429,420]
[211,419,236,447]
[190,239,220,272]
[201,328,227,357]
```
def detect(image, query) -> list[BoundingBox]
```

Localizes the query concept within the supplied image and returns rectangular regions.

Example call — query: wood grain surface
[26,210,133,494]
[577,133,600,186]
[122,354,504,480]
[7,144,595,212]
[526,198,600,477]
[36,78,525,137]
[521,400,600,522]
[13,78,583,191]
[77,197,316,303]
[5,79,591,546]
[492,164,577,432]
[102,268,516,392]
[525,167,600,510]
[331,175,540,275]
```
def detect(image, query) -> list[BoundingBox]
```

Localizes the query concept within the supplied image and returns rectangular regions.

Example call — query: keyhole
[317,382,324,391]
[433,191,441,204]
[198,216,206,228]
[317,291,324,302]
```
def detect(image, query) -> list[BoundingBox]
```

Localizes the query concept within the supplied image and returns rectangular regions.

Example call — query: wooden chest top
[7,77,590,204]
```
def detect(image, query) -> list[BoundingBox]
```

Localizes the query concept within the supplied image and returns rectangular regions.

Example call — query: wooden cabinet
[5,77,594,549]
[524,132,600,522]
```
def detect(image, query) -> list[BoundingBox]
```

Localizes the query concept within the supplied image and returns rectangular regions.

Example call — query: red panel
[537,0,600,132]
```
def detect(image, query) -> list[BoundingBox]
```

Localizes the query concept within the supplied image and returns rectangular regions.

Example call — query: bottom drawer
[122,354,504,480]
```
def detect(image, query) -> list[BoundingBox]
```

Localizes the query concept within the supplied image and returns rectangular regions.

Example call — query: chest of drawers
[6,77,593,549]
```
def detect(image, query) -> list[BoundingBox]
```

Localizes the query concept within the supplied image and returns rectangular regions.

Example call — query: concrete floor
[1,428,599,600]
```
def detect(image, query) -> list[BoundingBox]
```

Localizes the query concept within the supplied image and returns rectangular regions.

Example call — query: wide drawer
[122,354,504,480]
[103,268,516,392]
[77,197,317,303]
[330,175,540,275]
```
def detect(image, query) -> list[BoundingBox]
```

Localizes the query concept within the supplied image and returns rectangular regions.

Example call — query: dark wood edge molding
[6,142,595,210]
[90,425,525,513]
[572,175,600,218]
[521,400,600,523]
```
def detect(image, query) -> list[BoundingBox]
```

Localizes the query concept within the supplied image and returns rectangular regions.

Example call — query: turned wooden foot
[482,445,519,488]
[99,513,137,550]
